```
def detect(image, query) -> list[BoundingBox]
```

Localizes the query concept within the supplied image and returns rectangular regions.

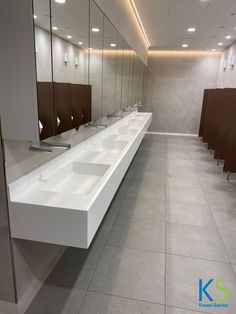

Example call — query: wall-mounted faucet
[41,141,71,150]
[29,144,52,153]
[84,122,108,129]
[29,141,71,153]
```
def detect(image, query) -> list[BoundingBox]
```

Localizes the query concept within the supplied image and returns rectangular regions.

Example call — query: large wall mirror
[33,0,146,142]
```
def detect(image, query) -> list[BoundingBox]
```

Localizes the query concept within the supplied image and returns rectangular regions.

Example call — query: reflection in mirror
[138,62,145,106]
[128,47,134,108]
[102,17,118,116]
[132,53,140,107]
[90,0,104,121]
[121,41,131,110]
[33,0,55,140]
[115,33,124,113]
[51,0,90,135]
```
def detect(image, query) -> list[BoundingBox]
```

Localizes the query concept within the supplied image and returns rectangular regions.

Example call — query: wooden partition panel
[199,89,209,137]
[53,83,73,134]
[37,82,55,140]
[214,89,235,160]
[203,89,223,150]
[223,89,236,173]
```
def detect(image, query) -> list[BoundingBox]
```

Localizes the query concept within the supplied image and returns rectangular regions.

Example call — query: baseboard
[17,247,66,313]
[146,131,198,137]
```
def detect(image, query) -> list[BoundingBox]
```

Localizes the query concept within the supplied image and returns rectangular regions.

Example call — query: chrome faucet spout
[29,144,52,153]
[41,141,71,150]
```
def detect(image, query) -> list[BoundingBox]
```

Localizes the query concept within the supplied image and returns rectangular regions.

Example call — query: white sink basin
[118,127,138,135]
[76,151,118,164]
[38,162,110,195]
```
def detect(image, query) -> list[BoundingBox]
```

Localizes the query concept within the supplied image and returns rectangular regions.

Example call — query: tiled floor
[7,134,236,313]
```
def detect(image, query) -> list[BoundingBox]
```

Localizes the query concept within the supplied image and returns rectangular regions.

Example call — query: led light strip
[129,0,150,47]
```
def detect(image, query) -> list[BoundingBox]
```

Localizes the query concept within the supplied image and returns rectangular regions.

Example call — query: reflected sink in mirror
[38,162,110,195]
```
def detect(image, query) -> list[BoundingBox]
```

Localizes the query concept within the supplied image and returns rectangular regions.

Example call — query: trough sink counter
[8,112,152,248]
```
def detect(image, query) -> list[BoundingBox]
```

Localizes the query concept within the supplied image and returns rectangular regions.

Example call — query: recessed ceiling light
[67,35,72,39]
[182,44,188,48]
[225,35,231,39]
[92,28,100,32]
[52,26,58,30]
[110,43,116,47]
[78,42,83,45]
[55,0,66,3]
[187,27,196,32]
[88,48,93,50]
[218,42,223,46]
[33,15,37,19]
[211,49,216,52]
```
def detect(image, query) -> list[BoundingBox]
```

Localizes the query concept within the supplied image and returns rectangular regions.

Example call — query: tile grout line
[164,136,167,314]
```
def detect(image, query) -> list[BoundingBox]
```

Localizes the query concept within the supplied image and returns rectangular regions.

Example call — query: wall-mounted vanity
[0,0,150,250]
[8,112,152,248]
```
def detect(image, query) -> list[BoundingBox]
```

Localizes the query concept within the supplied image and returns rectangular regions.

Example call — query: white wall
[217,42,236,88]
[144,51,221,134]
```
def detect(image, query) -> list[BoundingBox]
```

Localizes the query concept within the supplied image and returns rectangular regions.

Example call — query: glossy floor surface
[3,134,236,313]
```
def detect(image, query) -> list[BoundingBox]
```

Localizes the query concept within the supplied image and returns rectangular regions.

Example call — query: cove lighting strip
[129,0,150,48]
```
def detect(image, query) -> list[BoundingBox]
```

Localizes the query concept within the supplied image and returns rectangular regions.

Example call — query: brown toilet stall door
[37,82,92,140]
[199,88,236,174]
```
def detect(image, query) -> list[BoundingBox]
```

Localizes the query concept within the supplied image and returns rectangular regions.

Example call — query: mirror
[89,0,104,121]
[51,0,90,134]
[102,17,118,116]
[33,0,146,143]
[115,34,124,113]
[33,0,55,140]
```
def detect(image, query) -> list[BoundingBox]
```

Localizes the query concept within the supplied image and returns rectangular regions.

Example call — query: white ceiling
[134,0,236,51]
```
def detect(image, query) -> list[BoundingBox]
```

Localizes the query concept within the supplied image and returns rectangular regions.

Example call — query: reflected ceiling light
[78,41,83,45]
[92,28,100,32]
[218,42,223,46]
[55,0,66,3]
[187,27,196,32]
[182,44,188,48]
[129,0,150,47]
[110,43,116,47]
[33,15,37,19]
[52,26,58,30]
[67,35,72,39]
[225,35,231,39]
[88,47,93,50]
[211,49,216,52]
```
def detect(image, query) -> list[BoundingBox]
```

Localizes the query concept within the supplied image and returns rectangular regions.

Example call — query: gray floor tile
[46,241,105,289]
[119,196,165,221]
[166,176,201,189]
[166,254,236,313]
[0,301,22,314]
[166,306,203,314]
[126,182,166,201]
[166,202,215,227]
[79,291,165,314]
[210,205,236,231]
[108,215,165,252]
[89,246,165,304]
[25,286,86,314]
[232,264,236,276]
[167,166,198,179]
[167,159,194,169]
[218,229,236,264]
[166,223,229,262]
[166,186,207,205]
[204,190,236,208]
[130,170,166,185]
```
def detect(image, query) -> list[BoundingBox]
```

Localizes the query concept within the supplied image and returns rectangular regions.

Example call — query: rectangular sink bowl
[39,162,110,195]
[103,139,128,152]
[118,127,138,135]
